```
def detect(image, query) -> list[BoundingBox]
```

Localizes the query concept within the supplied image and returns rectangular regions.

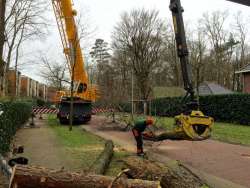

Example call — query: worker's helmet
[146,117,154,125]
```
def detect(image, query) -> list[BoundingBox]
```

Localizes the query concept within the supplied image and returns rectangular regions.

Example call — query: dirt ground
[85,115,250,188]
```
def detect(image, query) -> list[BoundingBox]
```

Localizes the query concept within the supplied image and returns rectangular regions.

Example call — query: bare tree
[40,56,69,90]
[0,0,7,96]
[0,0,48,96]
[112,9,165,110]
[161,20,181,87]
[201,11,229,86]
[90,39,112,101]
[233,11,248,91]
[188,27,207,95]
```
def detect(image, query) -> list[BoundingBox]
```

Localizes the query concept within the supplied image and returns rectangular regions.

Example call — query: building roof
[235,64,250,74]
[198,82,233,96]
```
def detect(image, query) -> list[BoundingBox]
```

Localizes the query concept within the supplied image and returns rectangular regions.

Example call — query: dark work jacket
[133,120,147,132]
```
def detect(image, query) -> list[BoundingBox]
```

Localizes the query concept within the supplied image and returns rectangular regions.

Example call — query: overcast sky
[21,0,250,82]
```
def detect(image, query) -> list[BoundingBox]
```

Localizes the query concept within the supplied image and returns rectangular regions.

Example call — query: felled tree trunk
[122,156,206,188]
[90,140,114,175]
[154,131,189,141]
[9,165,161,188]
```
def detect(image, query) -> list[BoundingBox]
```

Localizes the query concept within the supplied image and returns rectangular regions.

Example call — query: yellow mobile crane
[51,0,98,124]
[51,0,249,128]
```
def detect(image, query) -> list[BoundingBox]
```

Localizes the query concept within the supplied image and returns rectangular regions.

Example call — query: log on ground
[9,165,161,188]
[90,140,114,175]
[122,156,207,188]
[154,132,189,141]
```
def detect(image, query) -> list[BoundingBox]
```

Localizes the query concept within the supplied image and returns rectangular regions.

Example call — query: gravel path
[14,117,82,171]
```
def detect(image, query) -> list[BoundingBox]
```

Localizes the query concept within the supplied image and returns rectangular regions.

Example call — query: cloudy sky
[21,0,250,82]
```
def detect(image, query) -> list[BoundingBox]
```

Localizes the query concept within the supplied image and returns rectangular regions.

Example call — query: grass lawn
[115,113,250,146]
[156,117,250,146]
[212,122,250,146]
[48,115,105,171]
[47,115,131,175]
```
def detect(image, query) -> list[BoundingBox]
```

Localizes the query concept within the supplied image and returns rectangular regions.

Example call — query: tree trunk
[90,140,114,175]
[9,165,160,188]
[0,0,6,66]
[0,0,6,96]
[122,156,206,188]
[143,101,147,115]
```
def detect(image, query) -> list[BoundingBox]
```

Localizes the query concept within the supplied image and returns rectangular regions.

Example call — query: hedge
[0,101,32,154]
[116,94,250,125]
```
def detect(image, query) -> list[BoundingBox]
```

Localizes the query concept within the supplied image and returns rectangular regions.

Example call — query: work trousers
[132,128,143,154]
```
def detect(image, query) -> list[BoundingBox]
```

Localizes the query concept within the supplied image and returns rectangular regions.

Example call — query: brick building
[6,70,59,102]
[20,76,30,97]
[7,73,49,100]
[39,84,48,101]
[7,69,21,96]
[236,65,250,94]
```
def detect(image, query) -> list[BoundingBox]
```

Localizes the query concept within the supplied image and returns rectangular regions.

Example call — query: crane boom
[52,0,96,101]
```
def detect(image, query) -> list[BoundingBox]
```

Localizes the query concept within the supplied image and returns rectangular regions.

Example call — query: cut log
[122,156,206,188]
[90,140,114,175]
[157,131,188,140]
[9,165,161,188]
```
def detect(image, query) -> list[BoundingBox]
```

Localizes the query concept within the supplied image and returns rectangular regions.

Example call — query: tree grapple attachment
[143,111,213,142]
[173,110,214,141]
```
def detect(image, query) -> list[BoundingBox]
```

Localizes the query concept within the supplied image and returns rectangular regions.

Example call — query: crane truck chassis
[57,97,92,124]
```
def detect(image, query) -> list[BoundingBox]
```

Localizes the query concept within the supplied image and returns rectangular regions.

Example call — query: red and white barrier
[33,107,115,115]
[92,108,115,114]
[32,108,58,114]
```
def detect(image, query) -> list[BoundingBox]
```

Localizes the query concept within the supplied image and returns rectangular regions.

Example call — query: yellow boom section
[52,0,98,102]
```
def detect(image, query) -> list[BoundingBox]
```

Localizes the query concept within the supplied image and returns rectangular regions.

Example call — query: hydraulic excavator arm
[164,0,249,140]
[169,0,194,103]
[167,0,214,140]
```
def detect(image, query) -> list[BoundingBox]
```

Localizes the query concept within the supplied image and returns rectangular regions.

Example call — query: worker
[132,117,154,157]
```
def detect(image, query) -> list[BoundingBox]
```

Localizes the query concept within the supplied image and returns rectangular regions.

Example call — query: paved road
[153,139,250,187]
[85,116,250,188]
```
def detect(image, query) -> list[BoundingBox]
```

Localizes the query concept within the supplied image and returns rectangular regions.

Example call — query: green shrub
[118,94,250,125]
[0,101,32,154]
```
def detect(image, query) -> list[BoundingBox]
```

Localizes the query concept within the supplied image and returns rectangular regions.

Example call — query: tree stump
[122,156,207,188]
